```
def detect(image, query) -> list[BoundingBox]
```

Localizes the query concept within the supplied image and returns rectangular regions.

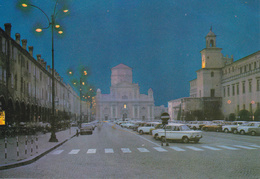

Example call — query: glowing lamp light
[83,71,87,75]
[35,28,42,32]
[251,101,255,104]
[227,100,231,104]
[22,4,28,7]
[73,82,76,85]
[55,24,60,28]
[63,9,69,13]
[82,82,85,85]
[69,71,72,75]
[58,30,63,34]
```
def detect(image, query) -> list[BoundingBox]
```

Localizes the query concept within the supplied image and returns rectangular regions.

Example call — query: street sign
[160,112,170,125]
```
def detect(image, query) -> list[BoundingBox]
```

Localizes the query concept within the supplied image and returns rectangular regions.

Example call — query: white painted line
[105,148,114,153]
[69,149,80,154]
[137,148,150,152]
[153,147,168,152]
[121,148,132,153]
[217,145,239,150]
[134,134,161,147]
[51,150,64,155]
[87,149,96,154]
[202,146,222,151]
[233,145,257,150]
[249,144,260,148]
[169,146,185,151]
[186,146,204,151]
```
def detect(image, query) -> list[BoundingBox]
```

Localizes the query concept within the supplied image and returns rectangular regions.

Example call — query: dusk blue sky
[0,0,259,106]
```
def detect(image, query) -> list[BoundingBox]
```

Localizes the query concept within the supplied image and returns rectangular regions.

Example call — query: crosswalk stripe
[169,146,185,151]
[186,146,204,151]
[153,147,168,152]
[137,148,150,152]
[52,150,64,155]
[249,144,260,148]
[69,149,80,154]
[233,145,256,150]
[105,148,114,153]
[202,146,222,151]
[87,149,96,154]
[217,145,239,150]
[121,148,132,153]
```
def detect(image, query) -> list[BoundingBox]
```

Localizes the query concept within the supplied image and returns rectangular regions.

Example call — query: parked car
[149,123,163,135]
[80,123,93,135]
[187,121,204,130]
[222,121,247,133]
[152,123,202,143]
[201,122,222,132]
[236,122,260,135]
[138,122,160,135]
[132,122,146,131]
[248,127,260,136]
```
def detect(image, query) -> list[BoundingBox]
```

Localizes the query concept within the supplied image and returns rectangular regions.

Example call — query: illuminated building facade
[169,29,260,121]
[95,64,155,121]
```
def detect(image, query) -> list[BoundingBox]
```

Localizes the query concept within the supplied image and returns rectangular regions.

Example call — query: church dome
[206,29,216,37]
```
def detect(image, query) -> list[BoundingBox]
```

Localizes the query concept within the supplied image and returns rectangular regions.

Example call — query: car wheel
[251,131,256,136]
[154,134,159,140]
[139,130,143,135]
[182,137,189,143]
[240,130,245,135]
[224,128,229,133]
[233,129,238,134]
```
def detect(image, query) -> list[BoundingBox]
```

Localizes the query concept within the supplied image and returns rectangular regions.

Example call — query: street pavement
[0,127,77,170]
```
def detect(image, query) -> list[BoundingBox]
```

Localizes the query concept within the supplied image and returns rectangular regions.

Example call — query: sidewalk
[0,127,77,170]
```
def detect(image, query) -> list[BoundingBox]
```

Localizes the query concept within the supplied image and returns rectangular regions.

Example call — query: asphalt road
[0,122,259,179]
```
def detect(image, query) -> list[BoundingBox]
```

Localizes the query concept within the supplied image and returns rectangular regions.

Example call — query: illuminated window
[124,104,126,109]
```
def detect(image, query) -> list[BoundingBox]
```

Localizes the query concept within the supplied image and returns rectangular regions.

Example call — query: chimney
[15,33,20,44]
[22,39,27,50]
[4,23,12,36]
[37,54,41,61]
[28,46,33,56]
[47,65,51,72]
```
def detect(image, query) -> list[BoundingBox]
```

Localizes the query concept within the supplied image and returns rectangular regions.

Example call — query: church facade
[95,64,155,121]
[169,29,260,121]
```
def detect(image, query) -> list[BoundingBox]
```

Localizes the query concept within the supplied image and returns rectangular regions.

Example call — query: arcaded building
[95,64,155,121]
[168,28,260,121]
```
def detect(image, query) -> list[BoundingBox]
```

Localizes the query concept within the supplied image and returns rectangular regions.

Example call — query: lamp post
[21,1,68,142]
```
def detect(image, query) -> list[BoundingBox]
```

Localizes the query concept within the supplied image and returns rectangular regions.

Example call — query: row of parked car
[186,120,260,136]
[114,120,203,143]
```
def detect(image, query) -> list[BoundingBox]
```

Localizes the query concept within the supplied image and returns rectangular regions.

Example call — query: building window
[227,86,230,97]
[249,64,251,71]
[244,66,246,73]
[249,103,252,113]
[249,80,252,93]
[211,72,214,77]
[254,62,257,69]
[237,83,239,95]
[210,89,215,97]
[240,67,242,74]
[237,105,239,112]
[257,79,260,91]
[242,82,245,94]
[223,87,226,97]
[232,85,235,96]
[14,74,17,90]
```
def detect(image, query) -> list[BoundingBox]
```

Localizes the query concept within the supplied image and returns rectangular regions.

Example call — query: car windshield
[180,125,191,131]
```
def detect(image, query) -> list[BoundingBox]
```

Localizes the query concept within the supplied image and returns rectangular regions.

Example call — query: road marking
[69,149,80,154]
[202,146,222,151]
[233,145,257,150]
[169,146,185,151]
[153,147,168,152]
[186,146,204,151]
[51,150,64,155]
[137,148,150,152]
[217,145,239,150]
[105,148,114,153]
[87,149,96,154]
[121,148,132,153]
[249,144,260,148]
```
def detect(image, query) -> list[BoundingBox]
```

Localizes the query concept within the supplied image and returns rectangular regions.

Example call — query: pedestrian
[76,129,79,137]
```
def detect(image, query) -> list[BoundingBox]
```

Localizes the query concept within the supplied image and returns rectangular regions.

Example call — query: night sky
[0,0,259,106]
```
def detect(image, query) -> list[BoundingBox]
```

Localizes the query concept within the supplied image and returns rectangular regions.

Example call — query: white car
[138,122,160,134]
[187,121,204,130]
[222,121,247,133]
[236,122,260,135]
[152,123,202,143]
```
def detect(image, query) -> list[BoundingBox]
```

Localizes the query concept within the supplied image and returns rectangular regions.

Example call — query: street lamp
[21,1,69,142]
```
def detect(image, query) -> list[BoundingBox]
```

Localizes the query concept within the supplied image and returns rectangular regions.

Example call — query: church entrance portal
[123,113,127,121]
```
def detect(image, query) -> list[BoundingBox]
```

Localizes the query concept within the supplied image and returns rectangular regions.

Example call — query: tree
[228,113,236,121]
[254,109,260,121]
[238,110,250,121]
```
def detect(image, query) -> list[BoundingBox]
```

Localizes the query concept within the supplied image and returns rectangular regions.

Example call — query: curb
[0,134,76,170]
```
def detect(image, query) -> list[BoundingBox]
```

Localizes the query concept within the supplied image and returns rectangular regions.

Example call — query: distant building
[169,28,260,121]
[95,64,155,121]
